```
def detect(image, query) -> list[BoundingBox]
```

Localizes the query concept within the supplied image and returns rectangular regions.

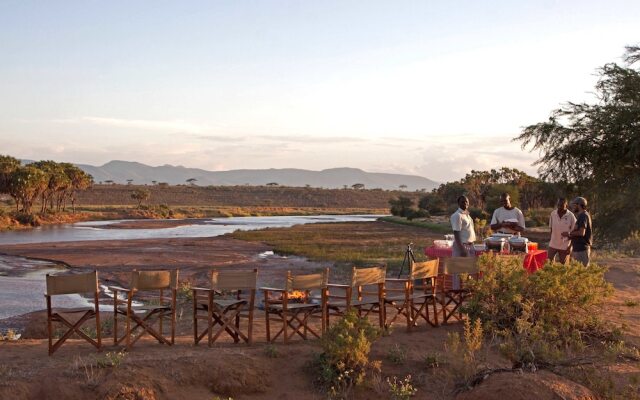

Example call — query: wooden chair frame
[439,258,480,324]
[262,268,329,343]
[192,269,257,346]
[109,269,178,349]
[385,259,439,331]
[45,270,102,355]
[326,266,386,328]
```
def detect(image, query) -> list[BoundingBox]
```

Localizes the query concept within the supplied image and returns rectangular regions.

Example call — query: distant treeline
[0,155,93,214]
[75,183,419,209]
[389,167,573,221]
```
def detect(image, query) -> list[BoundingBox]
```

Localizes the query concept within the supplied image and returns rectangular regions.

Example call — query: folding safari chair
[192,269,257,346]
[45,270,102,355]
[262,268,329,343]
[385,259,440,331]
[439,257,479,324]
[109,269,178,349]
[326,266,386,328]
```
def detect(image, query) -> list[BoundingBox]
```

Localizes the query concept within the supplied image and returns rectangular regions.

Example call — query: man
[562,196,592,266]
[548,198,576,264]
[450,195,476,257]
[490,193,525,234]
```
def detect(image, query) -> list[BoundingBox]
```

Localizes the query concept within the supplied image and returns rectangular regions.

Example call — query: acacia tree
[516,46,640,241]
[8,166,47,214]
[131,188,151,208]
[0,155,20,195]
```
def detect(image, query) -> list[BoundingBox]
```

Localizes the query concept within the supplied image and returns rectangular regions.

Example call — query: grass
[228,221,441,275]
[379,216,451,234]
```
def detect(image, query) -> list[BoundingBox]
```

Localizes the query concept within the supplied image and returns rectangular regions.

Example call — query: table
[424,246,548,273]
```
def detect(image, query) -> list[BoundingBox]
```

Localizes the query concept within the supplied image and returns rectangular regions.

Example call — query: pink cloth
[424,246,548,273]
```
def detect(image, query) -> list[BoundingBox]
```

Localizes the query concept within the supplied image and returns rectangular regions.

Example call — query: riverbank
[0,206,387,232]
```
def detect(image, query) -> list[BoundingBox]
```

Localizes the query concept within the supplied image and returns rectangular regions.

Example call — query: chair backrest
[351,266,386,287]
[131,270,178,290]
[287,268,329,291]
[410,260,439,280]
[210,269,258,291]
[443,257,478,274]
[46,271,98,296]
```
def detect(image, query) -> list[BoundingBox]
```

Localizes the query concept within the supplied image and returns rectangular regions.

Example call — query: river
[0,214,381,322]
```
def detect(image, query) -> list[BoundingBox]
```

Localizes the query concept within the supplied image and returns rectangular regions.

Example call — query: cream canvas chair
[326,266,386,328]
[385,259,440,331]
[439,257,479,323]
[45,271,101,355]
[262,268,329,343]
[192,269,257,345]
[109,269,178,349]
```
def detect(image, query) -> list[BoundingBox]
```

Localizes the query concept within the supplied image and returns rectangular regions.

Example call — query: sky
[1,1,638,182]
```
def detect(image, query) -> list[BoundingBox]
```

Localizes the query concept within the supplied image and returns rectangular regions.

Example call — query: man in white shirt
[490,193,525,234]
[450,195,476,257]
[548,198,576,264]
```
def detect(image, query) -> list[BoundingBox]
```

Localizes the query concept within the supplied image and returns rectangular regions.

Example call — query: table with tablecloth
[424,246,548,273]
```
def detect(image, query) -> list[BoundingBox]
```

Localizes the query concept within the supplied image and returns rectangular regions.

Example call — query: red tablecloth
[424,246,548,273]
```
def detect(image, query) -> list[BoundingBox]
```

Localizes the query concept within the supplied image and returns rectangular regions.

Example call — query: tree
[516,46,640,241]
[0,155,20,195]
[389,196,415,218]
[351,183,365,190]
[126,179,133,185]
[399,184,407,190]
[186,178,197,185]
[266,182,279,186]
[8,165,47,214]
[130,188,151,208]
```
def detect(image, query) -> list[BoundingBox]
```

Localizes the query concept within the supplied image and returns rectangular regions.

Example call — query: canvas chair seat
[110,269,179,349]
[263,268,329,344]
[385,260,440,331]
[385,292,436,302]
[193,269,258,346]
[329,296,380,307]
[267,302,320,311]
[45,271,102,356]
[50,306,97,314]
[326,266,386,328]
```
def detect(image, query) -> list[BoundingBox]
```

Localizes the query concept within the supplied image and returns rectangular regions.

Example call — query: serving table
[424,246,548,273]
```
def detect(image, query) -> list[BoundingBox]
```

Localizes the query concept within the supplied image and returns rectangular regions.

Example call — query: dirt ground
[0,221,639,399]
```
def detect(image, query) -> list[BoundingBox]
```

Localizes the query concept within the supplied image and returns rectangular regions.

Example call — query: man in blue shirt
[561,197,592,266]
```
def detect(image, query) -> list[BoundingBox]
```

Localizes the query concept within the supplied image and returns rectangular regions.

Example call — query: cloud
[255,135,366,144]
[53,116,207,133]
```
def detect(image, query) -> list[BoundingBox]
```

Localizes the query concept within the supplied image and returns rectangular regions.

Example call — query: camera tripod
[397,242,416,278]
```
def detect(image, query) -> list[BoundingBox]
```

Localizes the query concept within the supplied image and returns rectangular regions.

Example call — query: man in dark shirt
[561,196,592,266]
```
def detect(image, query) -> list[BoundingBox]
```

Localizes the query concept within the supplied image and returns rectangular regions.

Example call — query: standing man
[450,195,476,257]
[562,197,592,266]
[490,193,526,234]
[548,198,576,264]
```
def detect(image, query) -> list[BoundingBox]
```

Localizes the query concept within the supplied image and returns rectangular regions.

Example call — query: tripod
[397,242,416,278]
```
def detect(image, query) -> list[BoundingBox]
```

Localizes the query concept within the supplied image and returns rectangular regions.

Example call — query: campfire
[277,290,307,303]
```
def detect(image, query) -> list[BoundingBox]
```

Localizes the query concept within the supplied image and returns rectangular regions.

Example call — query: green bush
[620,231,640,257]
[463,254,614,367]
[310,311,380,399]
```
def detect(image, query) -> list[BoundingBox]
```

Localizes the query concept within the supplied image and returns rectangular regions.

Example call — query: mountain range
[71,161,439,191]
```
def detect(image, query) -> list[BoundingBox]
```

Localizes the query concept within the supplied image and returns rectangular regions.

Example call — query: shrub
[445,319,484,389]
[620,231,640,256]
[97,351,127,368]
[310,311,380,399]
[387,375,417,400]
[386,343,407,365]
[463,253,614,368]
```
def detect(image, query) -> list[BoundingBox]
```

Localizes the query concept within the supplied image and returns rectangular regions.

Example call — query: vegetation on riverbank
[228,221,440,276]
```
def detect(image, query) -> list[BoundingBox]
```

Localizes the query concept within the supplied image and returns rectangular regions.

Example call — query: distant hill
[75,160,439,191]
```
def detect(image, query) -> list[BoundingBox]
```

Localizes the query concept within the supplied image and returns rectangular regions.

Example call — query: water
[0,214,382,322]
[0,255,96,320]
[0,214,382,245]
